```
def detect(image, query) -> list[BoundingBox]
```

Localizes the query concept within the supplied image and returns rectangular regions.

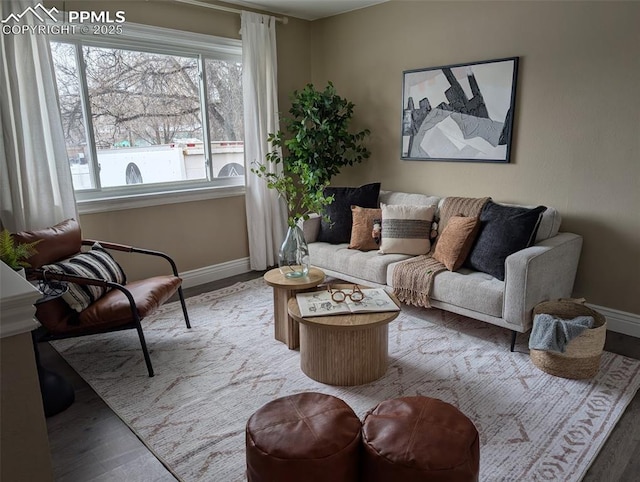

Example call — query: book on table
[295,287,400,317]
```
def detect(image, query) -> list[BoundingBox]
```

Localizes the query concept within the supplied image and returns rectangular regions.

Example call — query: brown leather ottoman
[362,396,480,482]
[246,392,361,482]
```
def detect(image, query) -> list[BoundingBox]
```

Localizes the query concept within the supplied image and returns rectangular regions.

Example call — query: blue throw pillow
[466,201,546,281]
[317,183,381,244]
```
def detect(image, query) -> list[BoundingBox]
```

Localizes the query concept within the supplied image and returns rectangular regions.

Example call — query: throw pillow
[317,183,381,244]
[466,201,547,281]
[379,204,436,255]
[42,243,127,312]
[433,216,480,271]
[349,206,382,251]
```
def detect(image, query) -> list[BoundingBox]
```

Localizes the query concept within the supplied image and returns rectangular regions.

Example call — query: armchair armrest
[82,239,133,252]
[503,232,583,332]
[82,239,181,277]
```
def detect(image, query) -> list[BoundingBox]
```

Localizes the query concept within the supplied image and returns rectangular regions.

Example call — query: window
[50,23,244,208]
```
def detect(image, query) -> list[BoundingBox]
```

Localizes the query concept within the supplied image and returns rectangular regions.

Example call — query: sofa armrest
[300,215,321,243]
[503,232,583,332]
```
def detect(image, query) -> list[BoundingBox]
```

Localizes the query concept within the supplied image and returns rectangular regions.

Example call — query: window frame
[50,22,245,213]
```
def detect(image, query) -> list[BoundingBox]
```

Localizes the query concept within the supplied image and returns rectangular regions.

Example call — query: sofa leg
[510,331,517,352]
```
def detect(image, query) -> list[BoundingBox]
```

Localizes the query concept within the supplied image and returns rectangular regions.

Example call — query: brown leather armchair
[14,218,191,377]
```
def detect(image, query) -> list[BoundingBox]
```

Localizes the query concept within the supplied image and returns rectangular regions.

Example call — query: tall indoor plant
[253,82,371,277]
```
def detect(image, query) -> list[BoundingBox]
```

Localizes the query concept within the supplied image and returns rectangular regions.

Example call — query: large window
[50,24,244,206]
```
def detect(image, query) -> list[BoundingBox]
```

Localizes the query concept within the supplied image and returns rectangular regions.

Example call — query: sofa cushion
[467,201,546,281]
[379,191,440,208]
[433,216,480,271]
[318,183,381,244]
[379,204,436,255]
[535,206,561,242]
[349,206,382,251]
[309,242,412,285]
[429,269,505,318]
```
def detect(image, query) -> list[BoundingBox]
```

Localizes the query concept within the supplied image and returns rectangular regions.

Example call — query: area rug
[52,278,640,481]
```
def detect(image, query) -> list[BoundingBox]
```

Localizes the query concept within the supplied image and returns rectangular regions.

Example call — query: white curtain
[0,0,77,232]
[241,11,287,270]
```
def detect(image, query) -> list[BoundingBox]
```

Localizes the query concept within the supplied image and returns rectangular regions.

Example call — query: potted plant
[253,82,370,277]
[0,228,41,276]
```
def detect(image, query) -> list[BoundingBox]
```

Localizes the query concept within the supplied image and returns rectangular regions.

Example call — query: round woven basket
[530,300,606,379]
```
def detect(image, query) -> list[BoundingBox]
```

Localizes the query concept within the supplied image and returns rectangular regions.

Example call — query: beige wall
[79,196,249,280]
[44,1,639,314]
[47,1,311,281]
[310,0,640,314]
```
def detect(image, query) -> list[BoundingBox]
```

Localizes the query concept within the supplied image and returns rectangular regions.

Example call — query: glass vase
[279,225,310,278]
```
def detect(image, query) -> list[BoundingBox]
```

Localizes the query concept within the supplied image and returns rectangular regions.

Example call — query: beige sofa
[302,191,583,349]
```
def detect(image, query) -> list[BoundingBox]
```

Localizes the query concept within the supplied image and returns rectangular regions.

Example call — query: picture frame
[401,57,519,163]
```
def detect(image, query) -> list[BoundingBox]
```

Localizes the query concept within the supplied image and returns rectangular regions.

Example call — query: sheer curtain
[0,0,77,232]
[241,11,287,271]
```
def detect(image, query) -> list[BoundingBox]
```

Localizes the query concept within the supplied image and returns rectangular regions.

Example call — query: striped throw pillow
[379,204,436,255]
[42,243,126,312]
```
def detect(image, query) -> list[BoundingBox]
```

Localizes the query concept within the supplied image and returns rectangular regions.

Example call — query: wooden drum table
[287,286,401,386]
[263,267,325,350]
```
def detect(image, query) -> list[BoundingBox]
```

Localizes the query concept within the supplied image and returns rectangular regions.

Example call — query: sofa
[302,190,583,349]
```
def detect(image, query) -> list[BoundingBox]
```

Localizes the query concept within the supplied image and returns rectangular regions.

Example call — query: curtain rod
[174,0,288,24]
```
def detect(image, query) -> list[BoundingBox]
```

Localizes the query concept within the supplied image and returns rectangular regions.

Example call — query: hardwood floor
[41,272,640,481]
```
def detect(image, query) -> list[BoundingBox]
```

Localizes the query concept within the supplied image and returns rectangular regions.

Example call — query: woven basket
[530,300,606,379]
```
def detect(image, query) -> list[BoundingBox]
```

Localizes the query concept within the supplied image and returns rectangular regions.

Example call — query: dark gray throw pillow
[317,183,381,244]
[466,201,547,281]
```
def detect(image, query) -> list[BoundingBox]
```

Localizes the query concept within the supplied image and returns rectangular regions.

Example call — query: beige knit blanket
[393,196,490,308]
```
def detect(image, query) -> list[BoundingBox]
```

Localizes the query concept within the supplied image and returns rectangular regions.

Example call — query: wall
[310,0,640,315]
[46,1,311,281]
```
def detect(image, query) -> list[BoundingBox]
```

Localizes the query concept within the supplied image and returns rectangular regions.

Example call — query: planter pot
[279,225,310,279]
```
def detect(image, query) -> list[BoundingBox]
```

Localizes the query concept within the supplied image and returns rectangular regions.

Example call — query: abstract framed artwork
[401,57,519,163]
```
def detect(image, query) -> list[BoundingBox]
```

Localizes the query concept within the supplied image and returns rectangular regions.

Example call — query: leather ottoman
[362,396,480,482]
[245,392,361,482]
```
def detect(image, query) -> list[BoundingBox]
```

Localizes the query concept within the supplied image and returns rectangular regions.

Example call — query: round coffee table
[287,284,400,386]
[263,267,325,349]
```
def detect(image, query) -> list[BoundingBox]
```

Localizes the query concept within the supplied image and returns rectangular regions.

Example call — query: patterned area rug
[52,278,640,481]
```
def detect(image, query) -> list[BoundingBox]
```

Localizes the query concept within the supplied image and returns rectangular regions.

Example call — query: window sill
[77,184,245,215]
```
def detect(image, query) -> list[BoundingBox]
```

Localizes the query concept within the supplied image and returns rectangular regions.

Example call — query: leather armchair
[14,218,190,377]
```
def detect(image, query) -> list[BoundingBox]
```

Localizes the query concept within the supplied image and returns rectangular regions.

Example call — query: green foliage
[0,229,41,270]
[253,82,371,227]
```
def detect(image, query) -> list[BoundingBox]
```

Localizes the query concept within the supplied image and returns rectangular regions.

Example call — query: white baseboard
[588,303,640,338]
[179,257,252,289]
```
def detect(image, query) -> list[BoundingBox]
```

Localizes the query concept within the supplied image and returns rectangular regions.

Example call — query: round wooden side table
[288,284,401,385]
[263,267,325,349]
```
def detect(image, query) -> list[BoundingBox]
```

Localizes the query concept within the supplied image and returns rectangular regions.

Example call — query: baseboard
[179,257,252,289]
[588,303,640,338]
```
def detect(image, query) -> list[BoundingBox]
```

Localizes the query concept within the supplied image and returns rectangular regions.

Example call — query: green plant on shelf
[0,228,41,270]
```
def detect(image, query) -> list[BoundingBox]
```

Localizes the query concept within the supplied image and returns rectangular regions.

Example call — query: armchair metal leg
[135,322,154,377]
[510,331,517,352]
[177,286,191,329]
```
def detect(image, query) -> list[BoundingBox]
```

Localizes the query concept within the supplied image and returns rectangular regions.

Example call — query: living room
[1,0,638,481]
[40,0,638,328]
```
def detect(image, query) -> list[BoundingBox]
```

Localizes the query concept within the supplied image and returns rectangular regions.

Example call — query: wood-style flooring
[41,272,640,481]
